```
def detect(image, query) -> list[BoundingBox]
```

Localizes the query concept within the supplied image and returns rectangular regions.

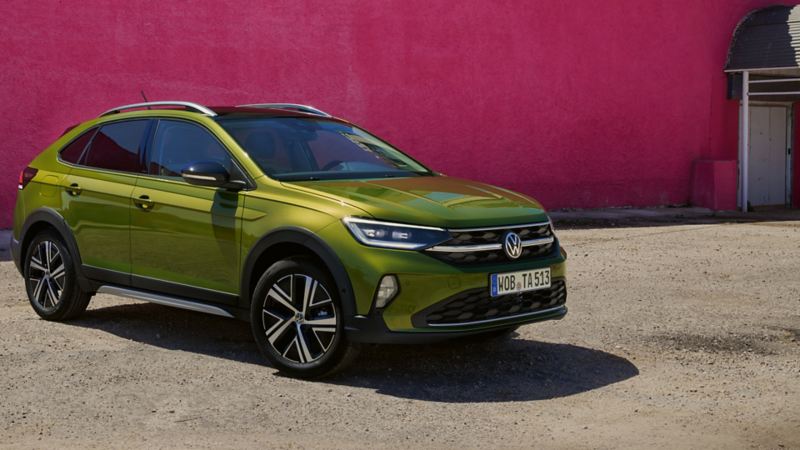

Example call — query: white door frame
[738,70,795,210]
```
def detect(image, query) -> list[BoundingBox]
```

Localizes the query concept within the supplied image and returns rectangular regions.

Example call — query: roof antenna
[140,90,151,109]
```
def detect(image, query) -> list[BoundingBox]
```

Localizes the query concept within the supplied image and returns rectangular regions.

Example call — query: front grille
[426,222,555,265]
[412,279,566,327]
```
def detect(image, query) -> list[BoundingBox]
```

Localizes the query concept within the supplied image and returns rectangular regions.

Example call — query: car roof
[55,103,354,171]
[208,106,325,118]
[83,102,349,133]
[98,102,338,120]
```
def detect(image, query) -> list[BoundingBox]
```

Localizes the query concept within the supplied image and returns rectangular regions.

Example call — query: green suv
[12,101,567,378]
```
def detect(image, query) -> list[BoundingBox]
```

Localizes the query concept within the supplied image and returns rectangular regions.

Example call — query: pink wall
[0,0,786,227]
[691,160,738,210]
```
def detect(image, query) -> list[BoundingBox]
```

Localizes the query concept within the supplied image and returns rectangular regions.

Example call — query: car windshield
[215,117,432,181]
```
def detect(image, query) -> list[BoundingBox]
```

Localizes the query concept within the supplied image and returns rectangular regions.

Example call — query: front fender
[240,227,357,321]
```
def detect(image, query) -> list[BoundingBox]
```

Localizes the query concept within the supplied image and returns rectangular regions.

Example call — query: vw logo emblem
[503,232,523,259]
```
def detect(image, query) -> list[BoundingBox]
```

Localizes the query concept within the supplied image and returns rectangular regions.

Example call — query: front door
[748,105,791,207]
[130,119,244,304]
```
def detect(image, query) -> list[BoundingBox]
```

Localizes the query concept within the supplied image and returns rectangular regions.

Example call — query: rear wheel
[24,230,92,321]
[250,257,359,378]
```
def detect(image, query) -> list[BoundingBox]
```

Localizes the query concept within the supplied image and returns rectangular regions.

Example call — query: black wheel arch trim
[17,207,92,291]
[240,226,358,322]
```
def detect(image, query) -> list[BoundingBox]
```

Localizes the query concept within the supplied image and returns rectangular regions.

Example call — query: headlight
[343,217,450,250]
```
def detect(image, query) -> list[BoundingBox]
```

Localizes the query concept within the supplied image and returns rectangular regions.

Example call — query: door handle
[133,194,155,210]
[65,183,82,196]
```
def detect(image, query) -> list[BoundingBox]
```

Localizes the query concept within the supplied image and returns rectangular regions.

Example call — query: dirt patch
[648,331,782,355]
[1,220,799,449]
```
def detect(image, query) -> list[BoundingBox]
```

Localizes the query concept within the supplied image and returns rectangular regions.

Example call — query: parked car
[11,101,567,378]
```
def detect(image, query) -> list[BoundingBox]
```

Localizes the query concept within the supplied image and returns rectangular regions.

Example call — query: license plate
[490,268,551,297]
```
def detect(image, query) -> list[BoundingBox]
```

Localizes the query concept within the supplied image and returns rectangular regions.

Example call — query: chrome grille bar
[427,236,554,253]
[447,221,550,233]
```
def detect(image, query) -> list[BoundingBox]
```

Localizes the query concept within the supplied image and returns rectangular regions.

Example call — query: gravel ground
[0,219,798,449]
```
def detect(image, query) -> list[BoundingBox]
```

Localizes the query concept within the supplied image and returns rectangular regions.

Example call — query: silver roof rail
[237,103,332,117]
[100,101,217,117]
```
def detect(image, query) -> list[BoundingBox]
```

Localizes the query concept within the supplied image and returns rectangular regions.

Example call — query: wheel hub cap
[27,240,65,310]
[261,274,337,365]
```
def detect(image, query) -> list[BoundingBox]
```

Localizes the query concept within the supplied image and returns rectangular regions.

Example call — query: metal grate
[412,279,566,327]
[426,222,556,265]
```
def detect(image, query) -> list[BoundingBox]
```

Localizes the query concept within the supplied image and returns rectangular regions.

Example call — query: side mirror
[181,161,243,190]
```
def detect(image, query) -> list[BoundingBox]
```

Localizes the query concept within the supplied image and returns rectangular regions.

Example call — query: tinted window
[83,120,148,172]
[59,128,97,164]
[149,120,235,178]
[225,126,294,175]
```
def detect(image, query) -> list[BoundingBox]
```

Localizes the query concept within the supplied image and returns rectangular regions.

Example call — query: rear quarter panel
[14,140,73,240]
[14,118,122,266]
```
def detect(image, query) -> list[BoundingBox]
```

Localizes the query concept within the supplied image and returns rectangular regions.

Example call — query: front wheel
[250,257,359,378]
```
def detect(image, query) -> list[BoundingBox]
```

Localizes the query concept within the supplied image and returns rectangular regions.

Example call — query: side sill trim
[97,285,235,318]
[425,305,566,328]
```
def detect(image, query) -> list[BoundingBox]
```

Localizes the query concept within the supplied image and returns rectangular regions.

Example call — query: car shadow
[72,302,265,365]
[69,302,638,403]
[325,337,639,402]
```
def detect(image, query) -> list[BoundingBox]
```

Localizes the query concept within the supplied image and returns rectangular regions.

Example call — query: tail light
[18,167,38,190]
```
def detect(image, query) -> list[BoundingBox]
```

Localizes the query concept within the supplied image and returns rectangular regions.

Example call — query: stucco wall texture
[0,0,786,227]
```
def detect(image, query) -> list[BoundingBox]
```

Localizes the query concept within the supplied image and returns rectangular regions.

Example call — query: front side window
[83,120,148,172]
[216,117,432,181]
[149,120,236,178]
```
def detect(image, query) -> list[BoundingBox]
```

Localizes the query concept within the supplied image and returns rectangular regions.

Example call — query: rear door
[130,119,244,304]
[61,119,151,279]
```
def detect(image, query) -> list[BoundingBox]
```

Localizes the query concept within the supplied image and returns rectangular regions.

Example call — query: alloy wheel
[261,274,338,364]
[27,240,66,311]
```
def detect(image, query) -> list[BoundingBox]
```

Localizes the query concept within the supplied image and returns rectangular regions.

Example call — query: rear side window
[59,128,97,164]
[149,120,235,177]
[82,120,149,173]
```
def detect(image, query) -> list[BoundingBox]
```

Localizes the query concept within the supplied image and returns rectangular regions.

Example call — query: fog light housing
[374,275,399,309]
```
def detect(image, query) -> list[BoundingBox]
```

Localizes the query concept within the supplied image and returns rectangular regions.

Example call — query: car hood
[284,175,548,228]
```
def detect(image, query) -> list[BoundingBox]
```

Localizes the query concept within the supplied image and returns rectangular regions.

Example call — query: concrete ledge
[551,207,713,225]
[0,229,10,261]
[551,206,800,227]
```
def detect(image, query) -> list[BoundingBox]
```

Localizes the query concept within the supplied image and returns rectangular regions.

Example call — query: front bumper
[317,221,568,342]
[346,304,567,344]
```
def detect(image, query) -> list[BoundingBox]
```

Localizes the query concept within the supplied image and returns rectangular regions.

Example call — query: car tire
[23,230,92,321]
[250,257,359,379]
